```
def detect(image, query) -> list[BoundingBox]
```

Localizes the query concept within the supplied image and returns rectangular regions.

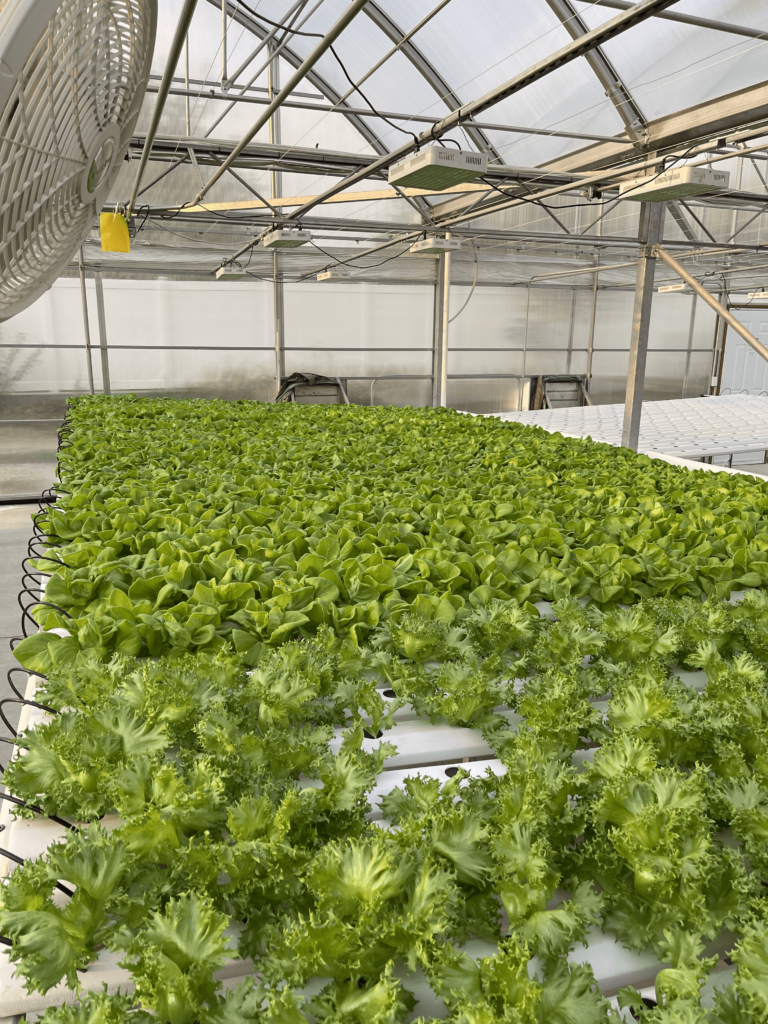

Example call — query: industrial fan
[0,0,156,321]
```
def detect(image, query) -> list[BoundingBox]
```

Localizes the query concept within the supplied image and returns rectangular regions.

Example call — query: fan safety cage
[0,0,156,320]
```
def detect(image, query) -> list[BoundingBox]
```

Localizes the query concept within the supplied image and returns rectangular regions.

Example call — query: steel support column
[273,251,285,396]
[566,287,577,373]
[682,294,698,398]
[435,244,452,407]
[621,202,665,450]
[585,261,599,393]
[432,258,446,407]
[520,286,531,411]
[77,249,95,396]
[268,42,282,201]
[710,293,727,394]
[93,273,112,396]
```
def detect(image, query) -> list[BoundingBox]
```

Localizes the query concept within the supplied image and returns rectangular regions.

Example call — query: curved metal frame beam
[362,2,502,162]
[543,0,646,142]
[209,0,391,157]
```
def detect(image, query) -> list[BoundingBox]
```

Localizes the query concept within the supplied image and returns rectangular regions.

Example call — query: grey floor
[0,505,36,733]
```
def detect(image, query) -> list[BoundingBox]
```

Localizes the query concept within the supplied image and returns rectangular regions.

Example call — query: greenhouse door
[719,307,768,395]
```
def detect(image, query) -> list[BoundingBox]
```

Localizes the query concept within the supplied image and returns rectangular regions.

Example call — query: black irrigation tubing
[0,793,79,833]
[19,601,73,639]
[23,554,72,570]
[6,669,45,700]
[0,845,75,897]
[21,571,46,593]
[0,698,58,738]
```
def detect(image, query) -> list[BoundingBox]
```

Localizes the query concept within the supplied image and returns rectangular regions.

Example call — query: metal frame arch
[543,0,647,143]
[363,2,502,162]
[209,0,392,157]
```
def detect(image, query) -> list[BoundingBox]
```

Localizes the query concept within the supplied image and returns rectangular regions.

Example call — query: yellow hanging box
[100,211,130,253]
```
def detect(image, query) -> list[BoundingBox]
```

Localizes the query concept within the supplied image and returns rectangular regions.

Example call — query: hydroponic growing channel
[4,397,768,1024]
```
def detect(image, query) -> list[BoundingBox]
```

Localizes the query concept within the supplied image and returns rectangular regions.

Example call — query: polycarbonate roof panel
[574,0,768,123]
[124,0,768,220]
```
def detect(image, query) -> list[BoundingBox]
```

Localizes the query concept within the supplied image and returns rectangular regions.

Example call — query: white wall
[0,276,717,410]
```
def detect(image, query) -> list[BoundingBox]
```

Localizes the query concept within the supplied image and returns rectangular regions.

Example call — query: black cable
[478,145,702,213]
[0,793,79,833]
[235,1,324,37]
[310,240,412,271]
[0,845,75,897]
[329,45,420,148]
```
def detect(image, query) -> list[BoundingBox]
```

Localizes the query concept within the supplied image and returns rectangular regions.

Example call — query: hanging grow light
[215,267,244,280]
[263,229,312,248]
[410,237,462,255]
[619,166,730,202]
[317,267,351,282]
[388,146,487,191]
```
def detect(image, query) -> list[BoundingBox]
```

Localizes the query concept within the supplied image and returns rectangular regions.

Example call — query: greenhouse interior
[6,0,768,1021]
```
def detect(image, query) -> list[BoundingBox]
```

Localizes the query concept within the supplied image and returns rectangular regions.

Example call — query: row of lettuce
[15,395,768,674]
[7,397,768,1024]
[7,596,768,1023]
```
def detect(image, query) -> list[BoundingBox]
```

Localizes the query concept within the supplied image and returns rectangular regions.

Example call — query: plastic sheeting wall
[0,277,717,411]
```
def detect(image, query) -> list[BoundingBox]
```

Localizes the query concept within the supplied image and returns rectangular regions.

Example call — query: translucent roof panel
[115,0,768,229]
[574,0,768,123]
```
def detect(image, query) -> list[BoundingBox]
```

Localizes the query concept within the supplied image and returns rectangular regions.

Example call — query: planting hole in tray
[363,728,383,739]
[383,689,396,698]
[445,766,459,777]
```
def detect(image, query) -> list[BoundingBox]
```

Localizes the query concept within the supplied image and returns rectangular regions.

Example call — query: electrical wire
[309,239,413,271]
[449,242,478,323]
[329,45,419,147]
[476,145,702,214]
[234,0,323,38]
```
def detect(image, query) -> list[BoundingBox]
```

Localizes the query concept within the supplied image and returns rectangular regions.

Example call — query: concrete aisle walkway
[0,505,36,732]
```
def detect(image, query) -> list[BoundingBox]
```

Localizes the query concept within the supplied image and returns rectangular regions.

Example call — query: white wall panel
[0,276,718,413]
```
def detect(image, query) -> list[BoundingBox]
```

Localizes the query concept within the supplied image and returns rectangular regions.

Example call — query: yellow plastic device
[100,211,130,253]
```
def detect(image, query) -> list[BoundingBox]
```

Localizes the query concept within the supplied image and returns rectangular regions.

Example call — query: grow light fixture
[388,146,488,192]
[658,283,687,293]
[317,267,351,282]
[215,267,244,280]
[410,237,462,255]
[619,166,730,202]
[748,291,768,300]
[263,229,312,249]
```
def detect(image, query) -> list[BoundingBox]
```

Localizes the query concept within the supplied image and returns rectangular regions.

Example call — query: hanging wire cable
[329,45,419,147]
[449,242,478,323]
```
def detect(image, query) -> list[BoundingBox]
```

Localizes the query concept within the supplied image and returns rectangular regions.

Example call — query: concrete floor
[0,505,36,732]
[0,422,59,496]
